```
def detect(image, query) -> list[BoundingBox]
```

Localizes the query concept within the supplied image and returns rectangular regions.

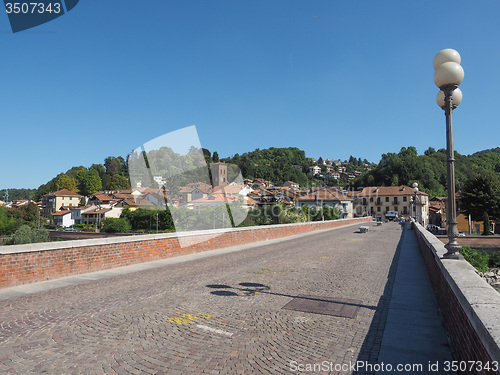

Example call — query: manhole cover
[282,295,361,318]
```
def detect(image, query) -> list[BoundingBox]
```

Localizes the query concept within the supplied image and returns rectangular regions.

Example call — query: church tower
[211,162,228,187]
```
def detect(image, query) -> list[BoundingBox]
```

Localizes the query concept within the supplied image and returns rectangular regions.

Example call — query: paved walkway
[0,222,455,374]
[375,224,455,375]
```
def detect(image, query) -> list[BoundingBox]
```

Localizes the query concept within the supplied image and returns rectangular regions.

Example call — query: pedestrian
[399,218,405,230]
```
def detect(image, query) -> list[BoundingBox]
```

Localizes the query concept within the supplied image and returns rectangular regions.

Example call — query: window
[394,206,398,212]
[370,197,373,202]
[377,206,381,212]
[403,207,408,214]
[393,197,398,204]
[385,197,389,202]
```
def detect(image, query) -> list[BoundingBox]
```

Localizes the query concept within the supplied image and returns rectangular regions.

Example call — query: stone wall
[414,222,500,374]
[0,217,371,289]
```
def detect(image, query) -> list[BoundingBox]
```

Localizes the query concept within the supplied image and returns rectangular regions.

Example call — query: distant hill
[0,188,37,202]
[352,146,500,198]
[470,147,500,157]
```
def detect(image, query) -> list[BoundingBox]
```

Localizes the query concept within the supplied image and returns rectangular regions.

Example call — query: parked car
[385,211,398,221]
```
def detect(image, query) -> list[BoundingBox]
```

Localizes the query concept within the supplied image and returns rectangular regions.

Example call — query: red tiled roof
[351,186,428,197]
[212,185,246,195]
[46,189,81,197]
[298,189,352,202]
[52,210,72,216]
[82,208,111,215]
[92,195,113,201]
[190,194,238,204]
[122,198,155,207]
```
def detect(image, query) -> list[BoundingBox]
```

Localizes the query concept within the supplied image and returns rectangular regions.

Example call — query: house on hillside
[309,166,321,175]
[212,184,253,199]
[42,189,82,218]
[89,194,114,207]
[252,178,273,188]
[52,210,74,227]
[283,181,300,189]
[296,188,353,218]
[188,193,239,209]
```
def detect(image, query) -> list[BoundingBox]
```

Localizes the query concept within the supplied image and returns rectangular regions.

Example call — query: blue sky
[1,1,499,189]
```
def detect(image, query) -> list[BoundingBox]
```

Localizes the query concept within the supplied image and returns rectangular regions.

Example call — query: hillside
[2,146,500,201]
[352,147,500,198]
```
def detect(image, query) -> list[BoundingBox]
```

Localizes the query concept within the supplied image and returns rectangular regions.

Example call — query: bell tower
[211,162,228,187]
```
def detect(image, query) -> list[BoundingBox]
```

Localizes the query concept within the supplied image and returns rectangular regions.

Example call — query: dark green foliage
[352,147,500,200]
[120,208,174,232]
[243,204,306,226]
[212,151,220,163]
[102,218,131,233]
[0,188,37,201]
[470,147,500,157]
[242,203,339,226]
[6,225,49,245]
[0,207,19,235]
[461,171,500,222]
[483,212,493,236]
[460,246,490,273]
[489,251,500,268]
[75,168,102,197]
[222,147,310,186]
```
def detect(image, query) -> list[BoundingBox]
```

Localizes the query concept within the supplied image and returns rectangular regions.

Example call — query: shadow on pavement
[206,282,377,311]
[352,228,406,375]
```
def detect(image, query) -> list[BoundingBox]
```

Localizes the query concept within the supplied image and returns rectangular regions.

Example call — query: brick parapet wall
[436,236,500,248]
[0,217,371,289]
[414,222,500,374]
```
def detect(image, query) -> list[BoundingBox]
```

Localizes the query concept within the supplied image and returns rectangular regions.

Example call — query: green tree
[75,169,102,197]
[90,163,106,179]
[6,225,49,245]
[0,207,18,235]
[20,202,39,223]
[460,171,500,221]
[108,174,131,190]
[102,218,131,233]
[213,151,220,163]
[54,173,79,193]
[483,212,492,236]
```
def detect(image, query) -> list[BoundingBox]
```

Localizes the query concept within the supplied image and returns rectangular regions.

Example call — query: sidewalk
[375,224,456,374]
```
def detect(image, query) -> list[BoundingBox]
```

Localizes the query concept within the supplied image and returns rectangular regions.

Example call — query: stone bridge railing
[414,222,500,375]
[0,217,371,289]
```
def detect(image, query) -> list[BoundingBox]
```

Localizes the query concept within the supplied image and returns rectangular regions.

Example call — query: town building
[52,210,74,227]
[350,186,429,225]
[42,189,82,218]
[211,162,228,187]
[296,188,353,219]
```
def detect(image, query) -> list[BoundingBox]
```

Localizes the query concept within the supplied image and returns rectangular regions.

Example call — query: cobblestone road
[0,222,403,374]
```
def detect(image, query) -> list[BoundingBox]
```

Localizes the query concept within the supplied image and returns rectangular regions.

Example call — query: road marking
[196,324,233,337]
[168,313,212,325]
[241,291,259,295]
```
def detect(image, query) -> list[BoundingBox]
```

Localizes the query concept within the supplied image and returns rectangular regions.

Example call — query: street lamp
[433,48,464,259]
[412,182,419,223]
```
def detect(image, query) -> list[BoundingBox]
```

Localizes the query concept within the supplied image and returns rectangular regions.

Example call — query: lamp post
[412,182,419,223]
[433,48,464,259]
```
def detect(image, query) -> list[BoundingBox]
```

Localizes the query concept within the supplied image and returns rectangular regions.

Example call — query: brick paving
[0,222,404,374]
